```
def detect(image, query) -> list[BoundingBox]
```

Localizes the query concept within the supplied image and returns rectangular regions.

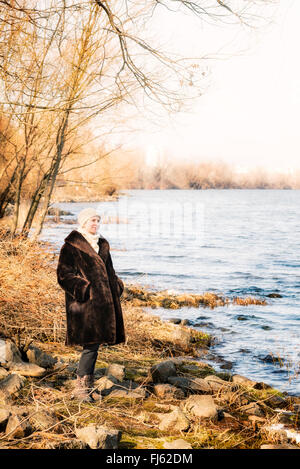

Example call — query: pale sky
[127,0,299,172]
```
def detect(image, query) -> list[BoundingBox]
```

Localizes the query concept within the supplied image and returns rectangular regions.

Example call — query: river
[40,189,300,395]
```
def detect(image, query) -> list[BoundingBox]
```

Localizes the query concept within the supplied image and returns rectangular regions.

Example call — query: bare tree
[0,0,278,237]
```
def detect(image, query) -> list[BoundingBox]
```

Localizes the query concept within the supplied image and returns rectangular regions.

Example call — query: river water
[40,189,300,394]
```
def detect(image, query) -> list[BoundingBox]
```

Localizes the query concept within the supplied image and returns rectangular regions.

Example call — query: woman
[57,207,126,402]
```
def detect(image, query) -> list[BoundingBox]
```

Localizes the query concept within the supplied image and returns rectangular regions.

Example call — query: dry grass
[233,297,267,306]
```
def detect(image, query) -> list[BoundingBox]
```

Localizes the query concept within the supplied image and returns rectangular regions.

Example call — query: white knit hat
[77,208,101,228]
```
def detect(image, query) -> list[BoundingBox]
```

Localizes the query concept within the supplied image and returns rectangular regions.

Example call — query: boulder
[105,364,125,382]
[163,439,192,449]
[3,340,46,377]
[167,376,190,391]
[168,318,181,325]
[188,378,212,394]
[167,376,211,394]
[75,425,122,449]
[232,375,257,387]
[26,345,57,369]
[95,375,119,394]
[149,361,177,384]
[172,327,192,348]
[158,408,190,432]
[0,407,10,430]
[217,391,249,407]
[107,388,147,399]
[204,375,231,393]
[8,362,46,378]
[153,384,185,400]
[266,394,286,407]
[5,414,32,439]
[182,395,218,420]
[0,374,25,403]
[3,341,23,364]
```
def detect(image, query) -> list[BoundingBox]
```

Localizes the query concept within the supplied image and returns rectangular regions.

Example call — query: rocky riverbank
[0,231,299,449]
[0,311,300,450]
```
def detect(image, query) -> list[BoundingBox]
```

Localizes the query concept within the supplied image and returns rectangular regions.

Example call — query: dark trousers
[77,343,100,377]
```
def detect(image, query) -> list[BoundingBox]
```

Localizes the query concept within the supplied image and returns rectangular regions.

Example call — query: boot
[85,374,102,401]
[73,375,94,403]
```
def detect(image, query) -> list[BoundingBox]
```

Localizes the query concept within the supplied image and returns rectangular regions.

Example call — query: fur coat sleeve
[57,243,91,303]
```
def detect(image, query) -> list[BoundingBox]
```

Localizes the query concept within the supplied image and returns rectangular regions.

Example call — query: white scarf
[77,227,100,253]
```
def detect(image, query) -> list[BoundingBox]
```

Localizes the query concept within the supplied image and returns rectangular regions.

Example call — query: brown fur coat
[57,230,125,346]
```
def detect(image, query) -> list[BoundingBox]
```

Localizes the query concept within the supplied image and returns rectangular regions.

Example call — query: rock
[259,354,283,364]
[266,394,286,407]
[5,414,32,438]
[2,340,46,377]
[217,391,249,407]
[168,318,181,324]
[266,293,282,298]
[75,425,122,449]
[0,407,10,430]
[153,384,185,400]
[240,402,264,417]
[105,363,125,382]
[182,395,218,420]
[167,376,190,390]
[261,444,299,449]
[172,327,193,347]
[3,341,23,364]
[167,376,211,394]
[204,375,231,393]
[150,361,177,384]
[0,368,9,379]
[188,378,212,394]
[179,362,211,374]
[0,374,25,402]
[94,368,106,378]
[163,439,192,449]
[220,361,233,370]
[158,408,190,432]
[107,388,147,399]
[8,362,46,378]
[253,381,272,390]
[232,375,257,387]
[26,345,57,369]
[29,410,58,431]
[95,376,119,393]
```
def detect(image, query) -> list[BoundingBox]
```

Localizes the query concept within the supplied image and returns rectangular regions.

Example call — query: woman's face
[84,216,100,235]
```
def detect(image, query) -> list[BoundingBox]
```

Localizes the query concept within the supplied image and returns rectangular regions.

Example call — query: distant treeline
[51,152,300,202]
